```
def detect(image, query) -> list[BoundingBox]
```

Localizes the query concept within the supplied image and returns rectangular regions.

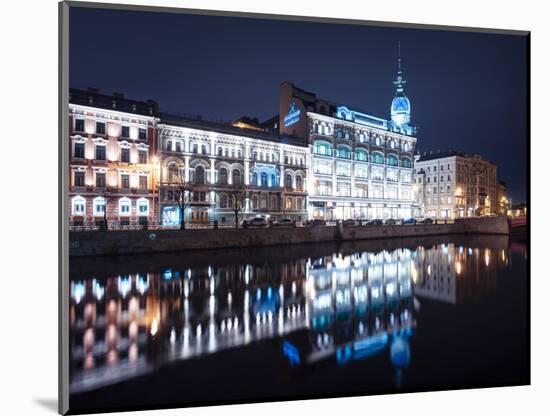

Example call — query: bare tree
[98,188,116,231]
[172,175,193,230]
[229,182,247,229]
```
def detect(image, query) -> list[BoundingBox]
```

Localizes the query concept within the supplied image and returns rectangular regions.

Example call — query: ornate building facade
[413,150,498,219]
[157,115,309,226]
[275,52,418,221]
[68,89,159,228]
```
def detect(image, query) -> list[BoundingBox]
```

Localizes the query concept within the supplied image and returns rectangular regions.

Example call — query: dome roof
[391,94,410,114]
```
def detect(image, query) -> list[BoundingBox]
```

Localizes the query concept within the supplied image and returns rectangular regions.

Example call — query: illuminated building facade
[68,89,159,227]
[275,53,417,220]
[413,150,498,219]
[157,115,309,226]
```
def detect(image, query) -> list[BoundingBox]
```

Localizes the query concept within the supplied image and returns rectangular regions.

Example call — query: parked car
[343,219,356,227]
[243,217,268,228]
[366,219,384,226]
[402,217,416,225]
[417,218,434,224]
[309,219,326,226]
[273,218,295,227]
[384,218,397,225]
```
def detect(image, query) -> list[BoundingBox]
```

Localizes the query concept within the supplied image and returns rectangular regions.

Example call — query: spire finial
[393,41,406,93]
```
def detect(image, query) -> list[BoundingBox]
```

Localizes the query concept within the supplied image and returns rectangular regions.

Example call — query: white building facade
[157,118,309,226]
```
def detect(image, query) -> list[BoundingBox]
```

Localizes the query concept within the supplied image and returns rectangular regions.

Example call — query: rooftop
[416,149,496,165]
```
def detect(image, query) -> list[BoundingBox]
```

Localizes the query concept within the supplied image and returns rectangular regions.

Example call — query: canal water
[68,234,529,414]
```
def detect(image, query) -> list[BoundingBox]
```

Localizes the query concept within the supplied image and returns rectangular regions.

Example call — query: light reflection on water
[69,236,515,394]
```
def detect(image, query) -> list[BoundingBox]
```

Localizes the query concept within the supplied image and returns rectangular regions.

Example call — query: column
[184,156,190,182]
[210,158,216,184]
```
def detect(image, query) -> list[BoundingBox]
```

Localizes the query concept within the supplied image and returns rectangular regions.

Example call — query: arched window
[119,197,131,216]
[232,169,241,185]
[166,140,172,151]
[252,172,258,185]
[218,168,228,185]
[387,154,399,166]
[401,157,412,168]
[313,140,333,156]
[201,144,207,155]
[285,174,293,189]
[175,142,181,152]
[168,164,179,182]
[372,152,384,164]
[192,143,198,154]
[137,198,149,216]
[261,172,268,187]
[296,175,303,191]
[271,173,276,187]
[217,147,223,156]
[93,197,105,216]
[220,194,228,208]
[72,196,86,216]
[195,166,205,185]
[356,149,368,162]
[336,146,351,159]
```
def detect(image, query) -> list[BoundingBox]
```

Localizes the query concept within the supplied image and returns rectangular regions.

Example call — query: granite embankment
[68,216,509,257]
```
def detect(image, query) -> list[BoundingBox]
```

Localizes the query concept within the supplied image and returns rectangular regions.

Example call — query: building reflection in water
[69,240,510,393]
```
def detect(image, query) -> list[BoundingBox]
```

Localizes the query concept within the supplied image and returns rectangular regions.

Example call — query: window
[95,145,106,161]
[387,154,398,166]
[372,152,384,164]
[220,194,228,208]
[313,141,332,156]
[433,187,437,194]
[355,164,368,178]
[338,183,351,197]
[427,177,431,183]
[372,166,384,181]
[138,150,147,164]
[232,169,241,185]
[447,175,451,181]
[93,197,105,216]
[74,119,85,132]
[201,145,207,154]
[336,162,351,177]
[217,147,223,156]
[137,199,149,216]
[386,169,398,182]
[119,198,131,215]
[401,157,412,168]
[168,164,179,182]
[95,172,106,188]
[296,176,303,191]
[441,176,444,182]
[121,148,130,163]
[261,172,268,187]
[74,142,85,158]
[356,149,368,161]
[434,176,437,182]
[139,175,147,190]
[72,196,85,215]
[195,166,205,185]
[314,159,332,175]
[434,165,438,172]
[218,168,228,185]
[138,128,147,140]
[345,131,350,140]
[286,197,292,210]
[121,126,130,138]
[193,144,198,154]
[271,173,276,187]
[336,146,351,159]
[285,174,293,189]
[175,142,181,152]
[74,171,85,187]
[121,174,130,189]
[315,181,332,196]
[96,122,106,135]
[337,129,343,139]
[252,172,258,185]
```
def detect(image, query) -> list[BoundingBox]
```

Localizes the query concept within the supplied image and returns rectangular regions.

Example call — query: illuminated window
[93,197,105,216]
[139,175,147,190]
[356,149,368,161]
[137,198,149,215]
[401,157,412,168]
[218,168,228,185]
[314,141,332,156]
[72,196,85,215]
[296,175,303,191]
[336,146,351,159]
[261,172,268,187]
[119,197,131,215]
[271,173,276,187]
[387,154,398,166]
[372,152,384,164]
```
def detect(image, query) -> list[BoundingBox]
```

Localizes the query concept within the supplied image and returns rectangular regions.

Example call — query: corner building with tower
[276,54,418,221]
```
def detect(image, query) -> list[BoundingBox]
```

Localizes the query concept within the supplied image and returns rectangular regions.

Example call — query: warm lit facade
[275,51,418,221]
[413,151,498,219]
[68,89,159,227]
[157,116,309,226]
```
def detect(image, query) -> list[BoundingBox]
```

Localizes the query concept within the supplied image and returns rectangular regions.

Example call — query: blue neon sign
[283,102,301,127]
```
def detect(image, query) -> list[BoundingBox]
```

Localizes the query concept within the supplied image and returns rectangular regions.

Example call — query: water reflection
[69,236,512,394]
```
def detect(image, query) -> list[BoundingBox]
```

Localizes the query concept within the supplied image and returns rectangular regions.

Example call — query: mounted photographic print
[59,2,530,414]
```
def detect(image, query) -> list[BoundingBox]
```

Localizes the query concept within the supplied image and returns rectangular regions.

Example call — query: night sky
[69,7,528,201]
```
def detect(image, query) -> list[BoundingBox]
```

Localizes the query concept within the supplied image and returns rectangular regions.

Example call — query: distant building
[413,150,498,219]
[508,202,527,218]
[68,88,159,228]
[497,181,508,216]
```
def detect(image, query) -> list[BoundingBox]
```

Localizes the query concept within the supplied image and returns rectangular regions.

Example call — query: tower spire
[393,41,406,94]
